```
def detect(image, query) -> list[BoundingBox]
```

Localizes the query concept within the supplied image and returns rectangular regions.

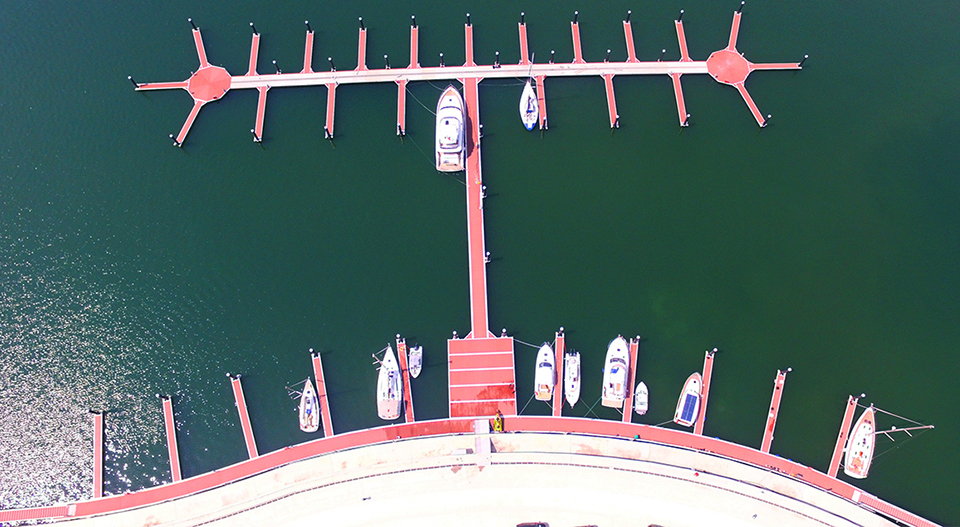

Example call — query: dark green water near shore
[1,0,957,522]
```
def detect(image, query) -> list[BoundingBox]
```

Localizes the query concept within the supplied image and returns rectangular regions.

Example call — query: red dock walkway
[622,336,640,421]
[760,368,791,453]
[552,329,565,417]
[448,336,516,417]
[623,18,639,63]
[828,394,860,477]
[161,396,182,481]
[229,374,258,458]
[92,411,103,499]
[396,335,416,423]
[310,349,335,437]
[693,348,717,435]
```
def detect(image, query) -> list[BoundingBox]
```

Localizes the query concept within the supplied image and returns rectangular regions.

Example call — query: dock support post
[91,410,104,498]
[693,348,717,435]
[828,394,861,477]
[760,368,791,453]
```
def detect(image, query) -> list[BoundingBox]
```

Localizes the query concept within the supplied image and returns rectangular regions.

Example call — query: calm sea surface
[1,0,957,522]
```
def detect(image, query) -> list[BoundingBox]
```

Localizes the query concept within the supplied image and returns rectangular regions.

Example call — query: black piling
[659,48,666,62]
[439,52,445,67]
[411,15,417,28]
[328,57,336,71]
[626,10,632,23]
[305,20,312,33]
[738,1,745,14]
[799,54,809,67]
[384,54,390,69]
[127,76,139,88]
[359,17,364,30]
[188,18,197,30]
[573,11,579,24]
[273,60,281,74]
[677,9,684,22]
[466,13,471,26]
[250,22,258,35]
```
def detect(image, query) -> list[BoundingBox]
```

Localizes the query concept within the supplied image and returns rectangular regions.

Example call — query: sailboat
[299,378,320,433]
[408,345,423,379]
[534,343,555,401]
[844,405,876,479]
[634,381,649,415]
[519,79,538,131]
[564,351,581,408]
[601,336,630,408]
[673,373,702,427]
[376,345,402,421]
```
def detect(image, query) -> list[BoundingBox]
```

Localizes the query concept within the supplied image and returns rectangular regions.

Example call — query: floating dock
[134,9,802,146]
[396,335,416,423]
[760,368,790,453]
[310,350,334,437]
[92,411,103,499]
[552,329,565,417]
[828,394,860,477]
[161,396,182,482]
[693,348,717,435]
[228,374,258,458]
[622,336,640,420]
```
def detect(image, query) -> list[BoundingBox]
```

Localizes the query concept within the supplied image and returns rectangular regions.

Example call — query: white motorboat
[634,381,649,415]
[376,345,402,421]
[601,336,630,408]
[844,405,876,479]
[519,78,538,131]
[564,351,581,408]
[436,85,465,172]
[409,345,423,379]
[534,343,555,401]
[673,373,702,427]
[299,378,320,433]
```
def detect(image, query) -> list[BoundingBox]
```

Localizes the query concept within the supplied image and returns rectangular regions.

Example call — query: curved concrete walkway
[56,432,896,527]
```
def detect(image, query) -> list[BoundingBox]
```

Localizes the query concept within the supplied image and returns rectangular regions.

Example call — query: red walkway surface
[324,83,336,139]
[693,348,716,435]
[570,21,586,64]
[828,394,860,477]
[396,335,416,423]
[518,22,530,65]
[161,396,182,481]
[535,75,547,130]
[448,337,517,417]
[229,375,259,458]
[302,29,315,73]
[603,74,618,128]
[622,337,640,420]
[356,27,368,71]
[623,20,639,63]
[2,416,938,527]
[310,350,335,437]
[552,330,565,417]
[246,32,260,76]
[92,411,103,499]
[760,368,789,453]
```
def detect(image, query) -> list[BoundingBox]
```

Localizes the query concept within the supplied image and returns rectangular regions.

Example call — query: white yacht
[435,85,465,172]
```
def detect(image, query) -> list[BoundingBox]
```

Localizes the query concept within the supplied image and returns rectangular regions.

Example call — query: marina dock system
[160,396,182,482]
[133,9,802,146]
[0,8,935,527]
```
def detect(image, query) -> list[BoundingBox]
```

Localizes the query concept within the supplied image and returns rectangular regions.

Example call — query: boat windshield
[611,357,626,365]
[438,118,461,148]
[538,361,551,368]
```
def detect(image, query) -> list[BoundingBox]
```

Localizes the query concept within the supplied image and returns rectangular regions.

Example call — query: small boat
[408,345,423,379]
[436,85,465,172]
[299,378,320,433]
[376,345,402,421]
[519,79,538,131]
[844,405,876,479]
[534,343,555,401]
[673,373,703,427]
[634,381,649,415]
[601,336,630,408]
[564,351,581,408]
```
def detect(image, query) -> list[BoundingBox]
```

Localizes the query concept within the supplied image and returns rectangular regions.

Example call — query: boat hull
[601,337,630,408]
[436,85,465,172]
[377,345,402,420]
[564,351,580,408]
[519,79,538,131]
[673,373,702,427]
[634,381,649,416]
[843,405,876,479]
[299,379,320,433]
[409,345,423,379]
[534,343,555,401]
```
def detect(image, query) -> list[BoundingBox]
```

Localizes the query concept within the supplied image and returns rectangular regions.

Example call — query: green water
[1,0,957,523]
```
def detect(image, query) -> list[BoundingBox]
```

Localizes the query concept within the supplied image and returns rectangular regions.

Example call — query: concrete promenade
[34,429,902,527]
